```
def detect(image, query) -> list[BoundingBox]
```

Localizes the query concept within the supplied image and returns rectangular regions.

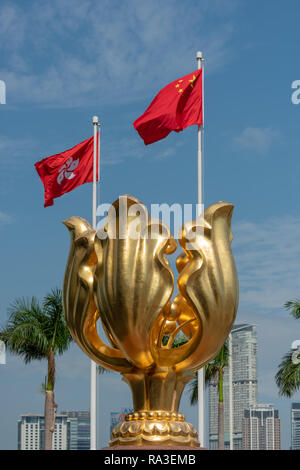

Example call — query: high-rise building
[291,402,300,450]
[242,404,281,450]
[18,411,90,450]
[18,414,68,450]
[18,415,43,450]
[208,323,257,450]
[61,411,90,450]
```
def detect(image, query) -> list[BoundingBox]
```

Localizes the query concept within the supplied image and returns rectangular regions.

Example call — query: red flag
[133,69,203,145]
[35,136,97,207]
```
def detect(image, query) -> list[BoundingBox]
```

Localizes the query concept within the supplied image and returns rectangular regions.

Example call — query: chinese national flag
[133,69,203,145]
[35,136,97,207]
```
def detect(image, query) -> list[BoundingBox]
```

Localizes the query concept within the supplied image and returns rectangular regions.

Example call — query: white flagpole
[229,332,233,450]
[196,50,205,448]
[91,115,99,450]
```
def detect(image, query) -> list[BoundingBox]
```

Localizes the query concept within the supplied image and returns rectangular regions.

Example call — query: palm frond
[284,300,300,319]
[42,288,72,354]
[43,287,62,311]
[97,365,111,374]
[0,288,72,363]
[214,341,229,366]
[187,373,198,405]
[172,332,189,348]
[276,352,300,397]
[1,297,49,360]
[205,362,219,382]
[186,339,230,406]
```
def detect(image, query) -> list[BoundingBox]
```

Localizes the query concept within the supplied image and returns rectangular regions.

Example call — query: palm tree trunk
[44,391,55,450]
[44,348,56,450]
[218,401,225,450]
[218,369,225,450]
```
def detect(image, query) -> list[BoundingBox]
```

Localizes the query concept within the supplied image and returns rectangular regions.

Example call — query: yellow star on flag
[189,75,197,88]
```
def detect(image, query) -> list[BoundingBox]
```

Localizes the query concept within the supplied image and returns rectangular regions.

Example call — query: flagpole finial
[196,51,203,60]
[92,116,99,125]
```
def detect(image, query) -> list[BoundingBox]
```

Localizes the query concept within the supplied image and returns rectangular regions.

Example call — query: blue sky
[1,0,300,450]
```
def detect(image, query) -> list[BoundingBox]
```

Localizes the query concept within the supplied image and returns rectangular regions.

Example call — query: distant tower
[291,403,300,450]
[208,323,257,449]
[61,411,90,450]
[18,411,90,450]
[242,404,281,450]
[18,414,68,450]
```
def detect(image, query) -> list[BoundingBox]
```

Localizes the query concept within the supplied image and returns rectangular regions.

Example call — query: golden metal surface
[63,195,238,447]
[110,411,199,447]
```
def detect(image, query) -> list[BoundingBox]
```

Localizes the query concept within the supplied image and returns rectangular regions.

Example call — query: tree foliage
[0,288,72,380]
[276,300,300,397]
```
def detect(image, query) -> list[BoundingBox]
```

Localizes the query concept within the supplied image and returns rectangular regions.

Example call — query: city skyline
[18,411,90,450]
[12,318,296,450]
[1,0,300,450]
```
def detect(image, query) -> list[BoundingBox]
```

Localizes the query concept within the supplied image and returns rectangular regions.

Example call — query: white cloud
[0,0,238,107]
[99,133,184,164]
[101,136,146,166]
[233,126,280,154]
[0,135,39,195]
[0,4,26,51]
[233,215,300,315]
[154,144,183,161]
[0,135,37,162]
[0,211,12,225]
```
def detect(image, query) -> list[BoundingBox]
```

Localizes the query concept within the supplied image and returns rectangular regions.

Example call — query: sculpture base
[109,411,200,448]
[103,446,206,450]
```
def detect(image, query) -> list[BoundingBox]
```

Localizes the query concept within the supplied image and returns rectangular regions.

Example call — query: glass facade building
[208,323,257,450]
[61,411,90,450]
[291,402,300,450]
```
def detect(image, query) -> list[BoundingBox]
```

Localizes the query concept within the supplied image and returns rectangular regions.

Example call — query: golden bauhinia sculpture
[63,195,239,447]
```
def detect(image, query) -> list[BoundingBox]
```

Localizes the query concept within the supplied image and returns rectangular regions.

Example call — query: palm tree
[276,300,300,397]
[0,288,72,450]
[188,341,229,450]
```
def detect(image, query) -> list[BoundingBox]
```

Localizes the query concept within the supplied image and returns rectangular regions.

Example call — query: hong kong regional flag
[35,136,97,207]
[133,69,203,145]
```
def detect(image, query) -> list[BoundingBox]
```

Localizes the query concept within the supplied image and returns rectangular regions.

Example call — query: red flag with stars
[133,69,203,145]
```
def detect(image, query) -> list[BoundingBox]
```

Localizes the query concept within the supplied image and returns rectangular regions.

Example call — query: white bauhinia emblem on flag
[57,157,79,184]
